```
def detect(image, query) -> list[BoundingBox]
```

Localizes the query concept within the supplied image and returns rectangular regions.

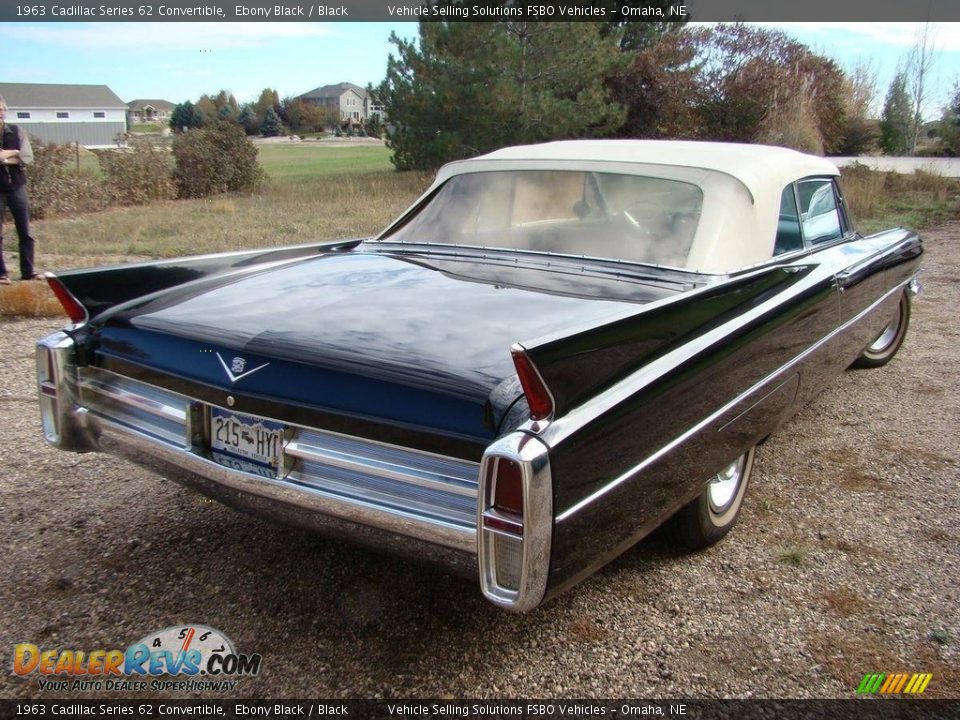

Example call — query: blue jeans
[0,184,36,279]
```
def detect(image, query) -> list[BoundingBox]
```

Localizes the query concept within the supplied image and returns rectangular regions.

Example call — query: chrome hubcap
[708,457,743,513]
[867,317,899,353]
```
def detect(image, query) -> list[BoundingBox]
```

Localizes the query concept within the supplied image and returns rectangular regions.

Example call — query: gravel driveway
[1,223,957,700]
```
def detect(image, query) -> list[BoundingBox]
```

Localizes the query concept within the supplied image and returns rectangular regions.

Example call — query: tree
[608,24,847,153]
[377,21,624,170]
[260,107,284,137]
[605,30,702,139]
[879,71,913,155]
[253,88,280,122]
[169,101,203,133]
[602,2,687,52]
[238,105,259,136]
[837,60,879,155]
[688,24,846,153]
[281,97,327,134]
[937,82,960,156]
[906,22,937,155]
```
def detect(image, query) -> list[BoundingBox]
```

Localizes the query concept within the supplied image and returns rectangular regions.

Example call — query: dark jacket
[1,123,28,192]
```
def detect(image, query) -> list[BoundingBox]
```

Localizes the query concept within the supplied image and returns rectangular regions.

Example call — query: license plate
[210,408,284,469]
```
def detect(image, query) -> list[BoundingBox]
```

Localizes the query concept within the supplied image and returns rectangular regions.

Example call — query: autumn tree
[687,25,846,153]
[879,70,913,155]
[377,21,625,170]
[605,30,702,139]
[837,60,879,155]
[253,88,281,124]
[608,24,847,153]
[281,97,327,134]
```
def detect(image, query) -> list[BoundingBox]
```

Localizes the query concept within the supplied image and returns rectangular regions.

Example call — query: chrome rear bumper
[36,331,555,609]
[36,331,479,571]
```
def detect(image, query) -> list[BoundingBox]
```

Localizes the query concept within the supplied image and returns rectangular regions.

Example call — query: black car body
[37,141,922,610]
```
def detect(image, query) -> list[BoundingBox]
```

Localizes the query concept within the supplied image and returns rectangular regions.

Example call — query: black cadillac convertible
[37,141,921,611]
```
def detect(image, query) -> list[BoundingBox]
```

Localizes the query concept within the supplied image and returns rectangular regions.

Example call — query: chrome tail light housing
[36,331,96,452]
[477,432,552,612]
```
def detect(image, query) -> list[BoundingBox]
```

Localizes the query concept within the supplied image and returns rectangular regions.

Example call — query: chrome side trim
[285,436,477,498]
[555,275,916,521]
[477,432,552,612]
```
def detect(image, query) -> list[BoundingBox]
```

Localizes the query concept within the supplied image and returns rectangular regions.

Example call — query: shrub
[96,138,176,206]
[27,140,107,219]
[172,121,264,198]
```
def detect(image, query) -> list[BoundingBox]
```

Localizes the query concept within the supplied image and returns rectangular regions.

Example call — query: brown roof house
[0,82,128,148]
[127,99,176,125]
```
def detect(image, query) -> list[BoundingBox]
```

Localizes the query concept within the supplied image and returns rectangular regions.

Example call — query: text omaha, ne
[387,4,687,18]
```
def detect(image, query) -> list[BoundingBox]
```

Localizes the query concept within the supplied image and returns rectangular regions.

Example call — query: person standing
[0,94,39,283]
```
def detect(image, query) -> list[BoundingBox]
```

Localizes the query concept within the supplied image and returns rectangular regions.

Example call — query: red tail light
[493,458,524,516]
[46,274,87,323]
[511,345,554,421]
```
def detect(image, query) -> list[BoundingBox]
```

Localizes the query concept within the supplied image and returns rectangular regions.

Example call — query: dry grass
[0,281,66,319]
[806,630,960,698]
[33,170,431,261]
[568,616,610,642]
[821,586,873,618]
[841,164,960,234]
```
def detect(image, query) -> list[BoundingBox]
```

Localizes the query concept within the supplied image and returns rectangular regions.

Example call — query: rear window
[385,170,703,268]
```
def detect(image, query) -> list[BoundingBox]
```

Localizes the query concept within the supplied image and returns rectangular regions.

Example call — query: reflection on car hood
[94,249,667,440]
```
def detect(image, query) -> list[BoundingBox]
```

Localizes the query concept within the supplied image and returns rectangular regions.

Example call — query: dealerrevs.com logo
[13,625,261,693]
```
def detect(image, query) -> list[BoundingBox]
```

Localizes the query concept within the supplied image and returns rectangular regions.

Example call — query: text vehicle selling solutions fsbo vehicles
[37,141,921,611]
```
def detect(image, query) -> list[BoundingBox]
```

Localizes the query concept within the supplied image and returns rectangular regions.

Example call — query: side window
[797,179,843,244]
[774,184,803,256]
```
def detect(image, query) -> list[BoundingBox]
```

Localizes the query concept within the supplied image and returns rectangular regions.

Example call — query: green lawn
[256,143,393,181]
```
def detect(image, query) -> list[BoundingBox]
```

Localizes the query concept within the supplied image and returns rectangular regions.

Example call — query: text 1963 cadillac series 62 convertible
[37,141,921,611]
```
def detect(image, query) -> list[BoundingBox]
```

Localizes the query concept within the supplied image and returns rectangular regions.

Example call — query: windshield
[383,170,703,267]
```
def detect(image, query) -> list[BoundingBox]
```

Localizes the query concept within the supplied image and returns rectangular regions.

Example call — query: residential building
[0,82,128,148]
[297,82,383,124]
[127,99,176,126]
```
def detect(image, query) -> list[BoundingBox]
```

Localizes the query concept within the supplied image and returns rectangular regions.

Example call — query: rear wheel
[851,291,910,369]
[675,447,755,549]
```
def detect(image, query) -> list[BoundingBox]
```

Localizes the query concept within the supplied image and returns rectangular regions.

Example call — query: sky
[1,21,958,118]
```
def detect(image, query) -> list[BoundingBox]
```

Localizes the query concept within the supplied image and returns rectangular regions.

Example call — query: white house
[0,82,128,148]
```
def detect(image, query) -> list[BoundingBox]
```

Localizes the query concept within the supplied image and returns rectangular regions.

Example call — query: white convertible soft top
[385,140,842,273]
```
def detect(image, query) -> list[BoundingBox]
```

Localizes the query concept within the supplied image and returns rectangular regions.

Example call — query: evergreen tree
[253,88,281,121]
[602,2,687,52]
[879,71,913,155]
[238,105,259,136]
[377,21,624,170]
[260,107,283,137]
[938,84,960,156]
[169,101,202,133]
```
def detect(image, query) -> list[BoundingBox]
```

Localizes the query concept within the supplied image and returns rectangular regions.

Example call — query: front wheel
[851,291,911,369]
[674,447,755,549]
